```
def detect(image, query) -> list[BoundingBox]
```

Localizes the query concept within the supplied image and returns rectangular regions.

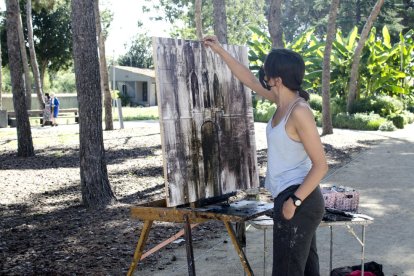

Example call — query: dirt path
[0,121,396,275]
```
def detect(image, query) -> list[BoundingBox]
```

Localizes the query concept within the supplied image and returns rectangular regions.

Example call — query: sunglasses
[259,66,272,90]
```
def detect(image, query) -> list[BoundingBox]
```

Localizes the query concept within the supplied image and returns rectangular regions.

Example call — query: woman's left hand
[282,198,296,220]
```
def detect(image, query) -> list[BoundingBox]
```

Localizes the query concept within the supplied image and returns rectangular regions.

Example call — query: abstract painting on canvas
[153,37,259,207]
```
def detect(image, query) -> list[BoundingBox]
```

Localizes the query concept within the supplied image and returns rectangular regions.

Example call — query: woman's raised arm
[203,35,276,103]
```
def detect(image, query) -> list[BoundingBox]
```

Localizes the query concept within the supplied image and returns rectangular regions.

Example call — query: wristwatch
[290,194,302,207]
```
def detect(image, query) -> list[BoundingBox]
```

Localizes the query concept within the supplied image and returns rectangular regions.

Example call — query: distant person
[41,93,52,127]
[50,93,60,126]
[204,35,328,276]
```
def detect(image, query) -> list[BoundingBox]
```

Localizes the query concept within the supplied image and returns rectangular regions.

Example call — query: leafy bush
[312,110,322,127]
[379,121,396,131]
[330,97,346,116]
[49,70,76,93]
[252,95,259,108]
[374,96,404,117]
[350,97,375,114]
[388,114,405,129]
[350,95,404,117]
[402,110,414,124]
[333,112,387,130]
[406,97,414,113]
[117,91,131,107]
[332,113,352,129]
[248,26,414,108]
[254,100,276,122]
[1,67,12,93]
[309,94,322,112]
[111,90,120,99]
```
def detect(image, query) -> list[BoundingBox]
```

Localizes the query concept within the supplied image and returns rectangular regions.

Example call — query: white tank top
[264,98,312,198]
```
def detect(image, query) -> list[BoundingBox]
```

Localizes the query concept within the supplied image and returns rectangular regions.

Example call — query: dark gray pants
[272,185,325,276]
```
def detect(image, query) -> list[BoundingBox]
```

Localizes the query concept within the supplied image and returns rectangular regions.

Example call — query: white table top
[249,214,374,230]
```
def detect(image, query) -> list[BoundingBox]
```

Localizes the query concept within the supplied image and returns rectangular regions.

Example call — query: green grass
[109,106,159,121]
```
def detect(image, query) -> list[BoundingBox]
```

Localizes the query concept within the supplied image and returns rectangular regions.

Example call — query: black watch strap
[290,194,302,207]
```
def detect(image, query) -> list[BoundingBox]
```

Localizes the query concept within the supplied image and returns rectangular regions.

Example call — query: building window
[122,84,127,95]
[143,82,148,101]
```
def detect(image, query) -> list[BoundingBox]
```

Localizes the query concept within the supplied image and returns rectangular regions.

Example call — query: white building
[109,66,157,106]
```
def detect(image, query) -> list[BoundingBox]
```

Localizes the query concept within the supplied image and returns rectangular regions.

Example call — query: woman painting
[204,36,328,276]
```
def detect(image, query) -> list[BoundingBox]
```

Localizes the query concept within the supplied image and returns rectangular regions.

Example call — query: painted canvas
[153,37,259,207]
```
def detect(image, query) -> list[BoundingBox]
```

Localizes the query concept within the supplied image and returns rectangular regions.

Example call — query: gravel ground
[0,121,387,275]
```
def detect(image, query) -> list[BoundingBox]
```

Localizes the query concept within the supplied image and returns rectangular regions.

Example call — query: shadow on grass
[0,144,162,170]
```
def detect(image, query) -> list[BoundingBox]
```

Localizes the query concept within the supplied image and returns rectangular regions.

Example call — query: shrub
[252,95,259,108]
[403,96,414,113]
[49,70,76,93]
[333,112,387,130]
[350,95,404,117]
[350,97,374,114]
[309,94,322,112]
[401,110,414,124]
[117,91,131,107]
[111,90,120,99]
[330,97,346,116]
[254,100,276,122]
[333,113,352,129]
[388,114,405,129]
[379,121,396,131]
[312,110,322,127]
[374,96,404,117]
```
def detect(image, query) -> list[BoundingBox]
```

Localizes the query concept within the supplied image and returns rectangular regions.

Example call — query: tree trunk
[26,0,44,108]
[195,0,203,40]
[347,0,384,113]
[40,59,48,89]
[71,0,115,208]
[213,0,227,44]
[16,1,32,109]
[6,0,34,157]
[267,0,284,48]
[94,0,113,131]
[321,0,340,136]
[0,39,2,110]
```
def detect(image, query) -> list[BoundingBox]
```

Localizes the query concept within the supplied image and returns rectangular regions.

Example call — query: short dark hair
[264,48,309,101]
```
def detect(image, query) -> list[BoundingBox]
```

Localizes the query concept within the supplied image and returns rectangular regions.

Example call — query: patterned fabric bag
[322,185,359,212]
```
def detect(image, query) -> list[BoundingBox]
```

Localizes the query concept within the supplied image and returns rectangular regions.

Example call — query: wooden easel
[127,198,273,276]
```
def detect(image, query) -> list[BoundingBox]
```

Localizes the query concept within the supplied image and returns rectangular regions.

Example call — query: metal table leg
[329,225,333,273]
[184,214,196,276]
[361,225,366,275]
[263,228,267,276]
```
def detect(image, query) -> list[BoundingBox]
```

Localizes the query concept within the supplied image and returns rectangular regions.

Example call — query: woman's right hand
[202,34,274,102]
[203,35,222,53]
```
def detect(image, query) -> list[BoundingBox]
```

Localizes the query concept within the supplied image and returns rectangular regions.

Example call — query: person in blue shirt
[50,93,60,126]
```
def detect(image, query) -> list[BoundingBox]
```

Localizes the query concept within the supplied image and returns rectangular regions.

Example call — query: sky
[0,0,172,58]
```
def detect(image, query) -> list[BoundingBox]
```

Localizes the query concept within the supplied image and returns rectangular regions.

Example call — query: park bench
[7,108,79,127]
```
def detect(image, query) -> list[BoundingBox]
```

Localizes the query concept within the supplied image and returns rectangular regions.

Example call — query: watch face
[294,199,301,206]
